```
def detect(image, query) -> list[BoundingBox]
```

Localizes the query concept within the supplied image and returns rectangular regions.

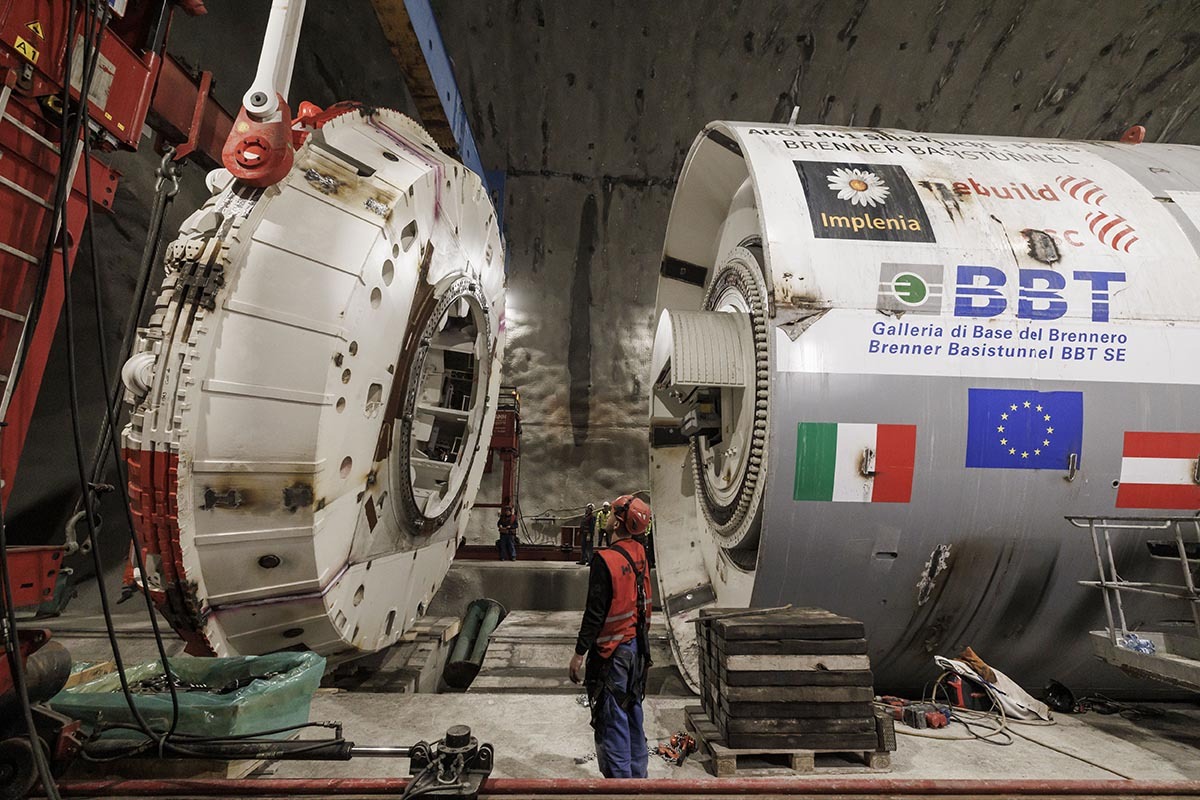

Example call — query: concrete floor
[264,691,1200,782]
[40,564,1200,785]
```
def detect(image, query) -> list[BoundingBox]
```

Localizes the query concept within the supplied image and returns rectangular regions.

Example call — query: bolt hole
[349,340,359,356]
[1112,479,1120,488]
[382,151,399,162]
[392,243,401,258]
[382,259,395,286]
[258,554,281,569]
[370,287,382,308]
[340,456,353,478]
[336,397,346,412]
[342,368,352,384]
[401,220,418,251]
[353,584,365,606]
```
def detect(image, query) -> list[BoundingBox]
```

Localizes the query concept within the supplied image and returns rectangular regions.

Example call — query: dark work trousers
[591,641,648,779]
[498,533,518,561]
[580,534,594,565]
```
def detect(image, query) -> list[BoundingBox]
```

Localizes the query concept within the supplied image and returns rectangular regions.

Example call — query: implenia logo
[877,263,943,315]
[795,161,936,244]
[827,168,891,207]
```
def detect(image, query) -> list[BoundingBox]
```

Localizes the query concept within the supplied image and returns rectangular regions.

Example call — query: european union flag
[965,389,1083,470]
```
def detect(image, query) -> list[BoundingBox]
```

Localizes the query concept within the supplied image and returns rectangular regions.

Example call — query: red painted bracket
[221,94,294,187]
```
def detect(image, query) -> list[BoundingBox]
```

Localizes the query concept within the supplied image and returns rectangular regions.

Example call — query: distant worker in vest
[595,500,612,547]
[497,504,519,561]
[578,503,597,565]
[568,495,653,779]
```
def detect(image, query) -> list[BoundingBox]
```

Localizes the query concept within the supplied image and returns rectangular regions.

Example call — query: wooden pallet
[685,706,891,778]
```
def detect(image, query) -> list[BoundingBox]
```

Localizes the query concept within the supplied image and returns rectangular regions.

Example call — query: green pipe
[468,602,502,666]
[449,603,486,664]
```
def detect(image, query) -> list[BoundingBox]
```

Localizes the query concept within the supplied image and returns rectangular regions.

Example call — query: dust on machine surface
[650,121,1200,694]
[121,107,505,660]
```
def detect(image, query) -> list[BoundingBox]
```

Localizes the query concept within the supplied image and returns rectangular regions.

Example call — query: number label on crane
[13,35,39,65]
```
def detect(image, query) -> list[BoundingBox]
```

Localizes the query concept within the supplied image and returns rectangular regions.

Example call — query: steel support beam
[369,0,499,209]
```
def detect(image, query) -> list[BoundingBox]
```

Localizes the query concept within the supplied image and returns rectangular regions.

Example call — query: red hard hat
[611,495,651,536]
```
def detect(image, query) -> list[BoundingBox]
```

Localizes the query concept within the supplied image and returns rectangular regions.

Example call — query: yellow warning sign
[25,21,44,39]
[13,35,39,65]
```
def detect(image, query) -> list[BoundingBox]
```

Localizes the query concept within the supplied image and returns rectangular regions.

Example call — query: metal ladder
[0,81,82,421]
[1069,514,1200,691]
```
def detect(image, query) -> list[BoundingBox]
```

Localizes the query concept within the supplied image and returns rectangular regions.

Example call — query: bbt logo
[954,265,1126,322]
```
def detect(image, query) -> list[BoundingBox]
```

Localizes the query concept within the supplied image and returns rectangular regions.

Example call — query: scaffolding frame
[1069,515,1200,645]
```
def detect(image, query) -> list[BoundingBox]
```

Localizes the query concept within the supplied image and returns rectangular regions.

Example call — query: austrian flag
[1116,432,1200,510]
[794,423,917,503]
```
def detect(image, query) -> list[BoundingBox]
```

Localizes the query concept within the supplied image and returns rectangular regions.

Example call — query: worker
[569,494,653,779]
[578,503,597,565]
[497,504,519,561]
[595,500,612,547]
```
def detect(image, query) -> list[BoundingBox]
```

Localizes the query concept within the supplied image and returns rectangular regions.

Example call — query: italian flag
[1116,432,1200,510]
[794,423,917,503]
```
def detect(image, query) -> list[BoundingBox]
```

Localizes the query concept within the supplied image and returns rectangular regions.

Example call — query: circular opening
[382,260,395,286]
[679,252,769,558]
[258,554,281,569]
[392,243,401,258]
[340,456,353,478]
[382,151,399,162]
[370,287,382,308]
[349,341,359,356]
[394,286,490,524]
[353,585,365,606]
[282,627,304,639]
[336,397,346,413]
[342,368,352,384]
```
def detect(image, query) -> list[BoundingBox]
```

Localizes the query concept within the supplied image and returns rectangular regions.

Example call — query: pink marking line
[367,115,444,221]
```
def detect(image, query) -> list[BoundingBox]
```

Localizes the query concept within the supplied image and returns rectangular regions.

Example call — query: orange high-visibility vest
[593,539,652,658]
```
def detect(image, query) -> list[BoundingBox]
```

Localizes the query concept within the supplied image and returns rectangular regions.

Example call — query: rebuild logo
[795,161,936,244]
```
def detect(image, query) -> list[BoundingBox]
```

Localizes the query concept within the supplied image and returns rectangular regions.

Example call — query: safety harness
[586,543,652,720]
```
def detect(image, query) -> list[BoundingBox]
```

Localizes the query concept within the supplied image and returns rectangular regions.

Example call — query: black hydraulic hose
[58,0,172,753]
[75,154,177,508]
[0,426,62,800]
[80,72,183,749]
[0,1,91,792]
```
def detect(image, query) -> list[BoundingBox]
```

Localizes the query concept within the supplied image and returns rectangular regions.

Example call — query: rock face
[432,0,1200,541]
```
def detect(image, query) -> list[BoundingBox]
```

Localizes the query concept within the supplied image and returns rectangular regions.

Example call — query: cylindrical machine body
[651,122,1200,693]
[121,109,505,659]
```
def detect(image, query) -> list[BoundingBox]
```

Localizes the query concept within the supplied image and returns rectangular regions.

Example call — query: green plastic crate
[50,652,325,739]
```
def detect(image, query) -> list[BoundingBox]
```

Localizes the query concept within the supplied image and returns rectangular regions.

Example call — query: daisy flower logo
[827,168,890,208]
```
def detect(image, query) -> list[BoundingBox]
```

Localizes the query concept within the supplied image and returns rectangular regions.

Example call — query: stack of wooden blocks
[691,607,894,775]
